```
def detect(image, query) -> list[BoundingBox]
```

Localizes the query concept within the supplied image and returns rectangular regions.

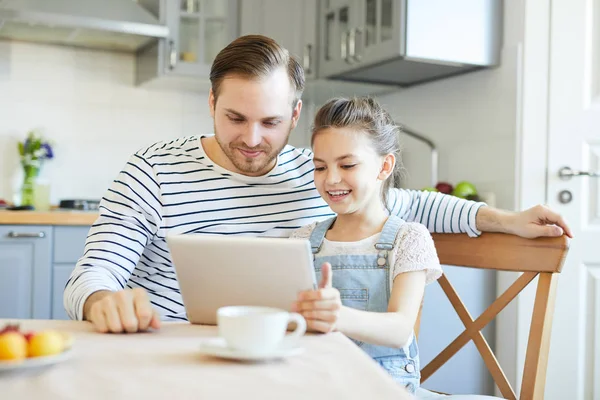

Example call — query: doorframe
[496,0,552,396]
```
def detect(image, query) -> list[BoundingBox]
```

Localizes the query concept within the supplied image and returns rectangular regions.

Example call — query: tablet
[166,234,318,325]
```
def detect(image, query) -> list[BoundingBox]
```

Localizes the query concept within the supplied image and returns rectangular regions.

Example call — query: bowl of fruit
[422,181,482,202]
[0,323,74,371]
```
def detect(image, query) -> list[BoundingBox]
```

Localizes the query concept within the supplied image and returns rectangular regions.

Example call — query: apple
[28,331,65,357]
[435,182,453,194]
[0,332,27,361]
[0,324,20,335]
[452,181,478,199]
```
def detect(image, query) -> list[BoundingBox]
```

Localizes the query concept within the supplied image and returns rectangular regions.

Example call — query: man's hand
[292,262,341,333]
[83,288,161,333]
[477,204,573,239]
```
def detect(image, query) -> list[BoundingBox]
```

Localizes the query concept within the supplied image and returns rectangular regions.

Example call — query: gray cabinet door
[0,235,33,319]
[353,0,403,67]
[0,226,52,319]
[137,0,238,85]
[318,0,361,77]
[301,0,319,80]
[52,264,76,320]
[318,0,404,78]
[53,226,91,320]
[239,0,319,81]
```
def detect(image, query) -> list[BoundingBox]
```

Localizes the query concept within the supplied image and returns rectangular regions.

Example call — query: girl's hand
[292,262,341,333]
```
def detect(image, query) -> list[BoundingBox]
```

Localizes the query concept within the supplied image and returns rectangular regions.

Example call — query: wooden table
[0,320,413,400]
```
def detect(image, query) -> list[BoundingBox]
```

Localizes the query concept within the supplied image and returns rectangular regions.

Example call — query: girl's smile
[326,189,352,203]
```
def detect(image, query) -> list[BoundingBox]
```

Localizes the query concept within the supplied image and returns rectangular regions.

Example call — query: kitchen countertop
[0,210,98,226]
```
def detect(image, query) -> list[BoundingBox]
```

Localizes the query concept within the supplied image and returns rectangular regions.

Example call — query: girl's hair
[311,97,403,209]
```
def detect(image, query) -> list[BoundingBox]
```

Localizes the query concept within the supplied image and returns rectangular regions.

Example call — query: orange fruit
[0,332,28,361]
[28,331,65,357]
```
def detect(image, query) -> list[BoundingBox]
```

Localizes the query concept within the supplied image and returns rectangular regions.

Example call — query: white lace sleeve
[289,222,318,240]
[392,222,442,285]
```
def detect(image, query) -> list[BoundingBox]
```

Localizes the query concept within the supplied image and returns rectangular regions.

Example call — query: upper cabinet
[318,0,360,78]
[136,0,238,90]
[319,0,405,78]
[319,0,502,86]
[239,0,319,81]
[239,0,395,104]
[134,0,501,96]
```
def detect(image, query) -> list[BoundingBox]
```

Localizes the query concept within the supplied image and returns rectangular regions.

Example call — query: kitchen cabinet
[0,226,52,320]
[318,0,403,77]
[136,0,239,90]
[52,227,89,320]
[239,0,319,81]
[51,265,76,320]
[318,0,502,86]
[0,224,90,321]
[318,0,360,78]
[239,0,394,105]
[354,0,400,70]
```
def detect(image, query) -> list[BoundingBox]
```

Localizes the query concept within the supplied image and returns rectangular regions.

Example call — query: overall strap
[374,215,406,268]
[309,217,336,254]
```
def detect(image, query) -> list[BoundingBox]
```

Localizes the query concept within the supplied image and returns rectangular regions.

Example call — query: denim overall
[309,215,420,394]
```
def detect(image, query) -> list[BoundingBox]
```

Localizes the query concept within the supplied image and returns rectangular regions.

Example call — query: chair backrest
[417,232,569,400]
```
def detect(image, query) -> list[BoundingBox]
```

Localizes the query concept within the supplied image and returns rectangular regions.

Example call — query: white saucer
[198,337,304,361]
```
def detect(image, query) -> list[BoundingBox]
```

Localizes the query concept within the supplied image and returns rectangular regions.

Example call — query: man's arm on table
[64,152,163,332]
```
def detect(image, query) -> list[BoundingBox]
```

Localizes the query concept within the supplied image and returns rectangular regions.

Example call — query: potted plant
[17,130,54,207]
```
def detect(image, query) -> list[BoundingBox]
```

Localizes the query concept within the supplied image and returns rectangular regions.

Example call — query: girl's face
[312,127,394,216]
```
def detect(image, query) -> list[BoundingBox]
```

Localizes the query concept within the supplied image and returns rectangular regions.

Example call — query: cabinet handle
[347,29,356,64]
[341,30,348,61]
[353,27,363,62]
[7,231,46,239]
[303,44,313,74]
[168,40,177,70]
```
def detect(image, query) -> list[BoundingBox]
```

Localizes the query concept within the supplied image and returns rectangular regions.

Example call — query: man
[64,35,571,333]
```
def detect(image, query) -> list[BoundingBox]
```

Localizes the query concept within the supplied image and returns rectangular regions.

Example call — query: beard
[214,124,292,175]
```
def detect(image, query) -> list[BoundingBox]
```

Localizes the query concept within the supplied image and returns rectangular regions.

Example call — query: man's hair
[210,35,305,107]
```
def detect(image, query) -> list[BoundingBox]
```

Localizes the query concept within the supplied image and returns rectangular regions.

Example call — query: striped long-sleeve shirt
[64,135,484,321]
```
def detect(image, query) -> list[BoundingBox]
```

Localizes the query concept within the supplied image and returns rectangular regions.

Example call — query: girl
[291,97,442,394]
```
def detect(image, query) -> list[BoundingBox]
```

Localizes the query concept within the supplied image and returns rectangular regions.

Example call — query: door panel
[547,0,600,398]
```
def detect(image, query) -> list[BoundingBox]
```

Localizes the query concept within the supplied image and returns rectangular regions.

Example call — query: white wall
[379,52,520,209]
[0,41,211,205]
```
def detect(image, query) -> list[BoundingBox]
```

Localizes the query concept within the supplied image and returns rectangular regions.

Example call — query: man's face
[209,68,302,176]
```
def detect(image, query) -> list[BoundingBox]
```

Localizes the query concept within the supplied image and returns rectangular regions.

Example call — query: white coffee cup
[217,306,306,354]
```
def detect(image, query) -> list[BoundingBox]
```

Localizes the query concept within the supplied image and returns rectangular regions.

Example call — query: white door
[546,0,600,398]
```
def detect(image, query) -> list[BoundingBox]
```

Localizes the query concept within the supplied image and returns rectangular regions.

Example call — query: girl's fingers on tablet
[301,310,339,322]
[296,300,340,311]
[298,288,339,301]
[306,319,335,334]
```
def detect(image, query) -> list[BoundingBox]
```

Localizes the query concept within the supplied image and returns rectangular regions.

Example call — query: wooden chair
[415,232,569,400]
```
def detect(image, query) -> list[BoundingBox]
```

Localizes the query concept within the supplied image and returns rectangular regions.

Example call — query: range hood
[0,0,169,52]
[322,0,503,87]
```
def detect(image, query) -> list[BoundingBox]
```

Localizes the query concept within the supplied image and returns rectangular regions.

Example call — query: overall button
[377,257,386,266]
[405,363,415,373]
